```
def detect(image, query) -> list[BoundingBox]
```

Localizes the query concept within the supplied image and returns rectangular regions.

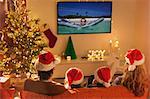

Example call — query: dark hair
[38,69,54,81]
[123,65,148,96]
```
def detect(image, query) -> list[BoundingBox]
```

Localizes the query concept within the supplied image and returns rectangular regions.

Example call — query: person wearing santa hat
[24,51,66,96]
[122,49,148,96]
[64,67,84,89]
[93,66,111,88]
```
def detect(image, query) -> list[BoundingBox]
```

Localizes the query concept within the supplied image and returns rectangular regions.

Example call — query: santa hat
[64,67,84,89]
[94,66,111,88]
[125,49,145,71]
[35,51,60,71]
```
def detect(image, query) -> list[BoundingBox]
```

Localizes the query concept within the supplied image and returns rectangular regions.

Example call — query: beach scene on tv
[57,2,112,34]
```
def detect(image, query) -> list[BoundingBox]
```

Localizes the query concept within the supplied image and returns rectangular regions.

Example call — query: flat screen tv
[57,2,112,34]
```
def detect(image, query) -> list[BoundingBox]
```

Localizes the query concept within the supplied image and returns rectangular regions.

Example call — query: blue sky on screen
[58,2,112,17]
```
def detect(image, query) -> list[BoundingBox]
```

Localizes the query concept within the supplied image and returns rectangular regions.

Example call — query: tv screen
[57,2,112,35]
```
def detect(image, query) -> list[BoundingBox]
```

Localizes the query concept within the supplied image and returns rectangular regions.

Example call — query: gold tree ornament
[0,0,47,73]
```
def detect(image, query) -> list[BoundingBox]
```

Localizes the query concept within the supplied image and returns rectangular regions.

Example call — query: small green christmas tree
[64,36,77,60]
[0,0,46,73]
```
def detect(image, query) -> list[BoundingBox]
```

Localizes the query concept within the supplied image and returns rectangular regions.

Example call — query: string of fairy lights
[0,0,46,73]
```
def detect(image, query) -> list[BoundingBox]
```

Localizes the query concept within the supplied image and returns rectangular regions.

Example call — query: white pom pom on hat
[64,67,84,89]
[125,49,145,71]
[35,51,57,71]
[94,66,111,88]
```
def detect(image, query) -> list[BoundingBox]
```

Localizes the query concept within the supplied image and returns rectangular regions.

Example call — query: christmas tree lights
[0,0,46,73]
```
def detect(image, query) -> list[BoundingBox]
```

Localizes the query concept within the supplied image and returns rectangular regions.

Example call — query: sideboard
[54,57,109,78]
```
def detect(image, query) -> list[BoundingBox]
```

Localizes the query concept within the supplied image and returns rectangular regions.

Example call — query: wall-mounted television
[57,2,112,35]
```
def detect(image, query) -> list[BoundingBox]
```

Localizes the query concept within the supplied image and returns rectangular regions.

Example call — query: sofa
[0,89,15,99]
[20,86,149,99]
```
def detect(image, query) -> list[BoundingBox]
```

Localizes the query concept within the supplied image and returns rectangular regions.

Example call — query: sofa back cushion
[24,79,66,96]
[0,89,15,99]
[21,86,148,99]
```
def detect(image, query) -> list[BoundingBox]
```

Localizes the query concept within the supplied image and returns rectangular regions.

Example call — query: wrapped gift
[0,77,10,89]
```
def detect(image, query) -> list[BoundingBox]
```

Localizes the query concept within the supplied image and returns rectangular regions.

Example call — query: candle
[109,40,112,43]
[114,40,119,48]
[109,40,112,48]
[67,56,71,61]
[109,40,113,55]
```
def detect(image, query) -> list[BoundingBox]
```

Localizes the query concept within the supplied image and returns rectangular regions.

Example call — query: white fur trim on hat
[64,83,71,89]
[54,55,61,64]
[104,82,111,88]
[94,66,111,87]
[128,65,136,71]
[35,59,55,71]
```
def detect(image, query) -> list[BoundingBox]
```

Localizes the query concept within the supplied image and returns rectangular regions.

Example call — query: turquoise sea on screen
[58,18,111,34]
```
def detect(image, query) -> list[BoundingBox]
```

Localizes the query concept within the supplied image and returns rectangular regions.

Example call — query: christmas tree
[64,36,77,60]
[0,0,46,73]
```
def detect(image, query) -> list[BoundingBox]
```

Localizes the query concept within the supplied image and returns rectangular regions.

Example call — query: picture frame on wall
[57,2,112,35]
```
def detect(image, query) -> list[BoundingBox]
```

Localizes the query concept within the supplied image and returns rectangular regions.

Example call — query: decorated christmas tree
[0,0,46,73]
[64,36,77,60]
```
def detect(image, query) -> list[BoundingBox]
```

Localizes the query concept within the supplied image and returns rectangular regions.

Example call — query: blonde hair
[123,65,148,96]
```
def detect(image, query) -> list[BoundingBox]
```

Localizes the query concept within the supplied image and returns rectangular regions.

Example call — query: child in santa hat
[64,67,84,89]
[91,66,111,88]
[24,51,66,96]
[122,49,148,96]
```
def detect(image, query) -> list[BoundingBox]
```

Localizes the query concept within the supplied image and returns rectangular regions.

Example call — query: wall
[27,0,137,58]
[148,0,150,77]
[135,0,150,76]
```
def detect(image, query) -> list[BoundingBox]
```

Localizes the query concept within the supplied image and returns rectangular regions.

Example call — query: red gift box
[0,77,10,89]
